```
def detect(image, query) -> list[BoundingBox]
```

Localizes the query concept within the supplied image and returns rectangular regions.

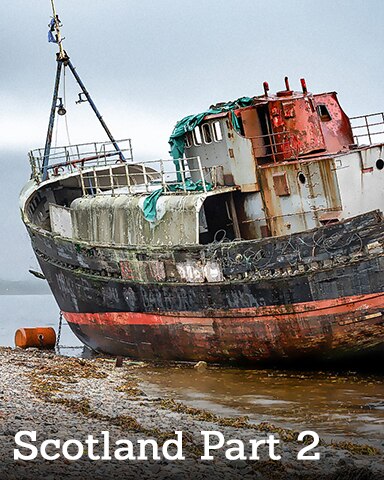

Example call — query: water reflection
[140,367,384,448]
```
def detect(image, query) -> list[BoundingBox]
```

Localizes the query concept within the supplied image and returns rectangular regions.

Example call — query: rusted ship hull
[63,294,383,362]
[19,8,384,364]
[28,210,384,362]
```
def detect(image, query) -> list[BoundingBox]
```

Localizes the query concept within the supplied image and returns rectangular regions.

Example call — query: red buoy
[15,327,56,350]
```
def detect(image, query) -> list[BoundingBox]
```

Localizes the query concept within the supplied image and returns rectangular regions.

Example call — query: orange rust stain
[63,292,384,325]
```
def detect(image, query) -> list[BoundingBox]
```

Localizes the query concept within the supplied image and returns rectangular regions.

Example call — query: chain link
[55,311,63,355]
[55,312,84,353]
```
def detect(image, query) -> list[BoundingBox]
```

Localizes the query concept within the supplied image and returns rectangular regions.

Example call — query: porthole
[376,158,384,170]
[298,172,307,184]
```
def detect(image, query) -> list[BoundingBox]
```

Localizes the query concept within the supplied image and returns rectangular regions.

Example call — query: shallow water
[1,294,383,448]
[140,367,384,449]
[0,294,83,355]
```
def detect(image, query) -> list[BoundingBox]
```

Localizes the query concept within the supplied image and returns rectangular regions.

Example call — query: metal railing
[78,156,224,197]
[350,112,384,146]
[29,139,133,182]
[248,130,301,163]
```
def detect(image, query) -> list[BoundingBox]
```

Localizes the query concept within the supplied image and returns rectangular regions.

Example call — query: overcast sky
[1,0,383,281]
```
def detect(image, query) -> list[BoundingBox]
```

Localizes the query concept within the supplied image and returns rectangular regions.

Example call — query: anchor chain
[54,311,83,353]
[55,311,63,355]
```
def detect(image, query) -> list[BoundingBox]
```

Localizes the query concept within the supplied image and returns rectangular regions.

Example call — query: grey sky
[1,0,383,280]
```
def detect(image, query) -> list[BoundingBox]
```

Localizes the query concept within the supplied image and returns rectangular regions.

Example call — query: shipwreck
[20,3,384,362]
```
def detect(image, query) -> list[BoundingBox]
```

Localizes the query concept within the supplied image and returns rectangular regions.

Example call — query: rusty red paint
[120,261,135,280]
[269,96,326,159]
[313,92,354,153]
[63,292,384,362]
[300,78,308,95]
[63,293,383,325]
[272,172,290,196]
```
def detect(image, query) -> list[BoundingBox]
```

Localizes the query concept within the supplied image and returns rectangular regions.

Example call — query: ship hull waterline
[62,293,383,362]
[26,208,384,364]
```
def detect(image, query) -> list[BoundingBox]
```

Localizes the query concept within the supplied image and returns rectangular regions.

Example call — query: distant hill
[0,279,51,295]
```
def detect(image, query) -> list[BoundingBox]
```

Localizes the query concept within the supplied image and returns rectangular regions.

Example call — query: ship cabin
[23,77,384,249]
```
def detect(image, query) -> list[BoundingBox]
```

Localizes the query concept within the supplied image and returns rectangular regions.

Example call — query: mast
[42,0,125,181]
[50,0,66,61]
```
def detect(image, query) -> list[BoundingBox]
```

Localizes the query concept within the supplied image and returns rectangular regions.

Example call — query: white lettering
[62,439,84,461]
[297,431,320,460]
[12,429,290,462]
[114,439,136,460]
[225,439,246,460]
[40,439,60,461]
[85,435,100,461]
[101,431,111,460]
[201,431,225,460]
[267,435,281,460]
[137,439,161,461]
[249,439,266,460]
[162,431,185,461]
[14,431,38,461]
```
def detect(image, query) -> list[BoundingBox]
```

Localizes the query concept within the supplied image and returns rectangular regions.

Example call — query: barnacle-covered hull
[27,210,384,362]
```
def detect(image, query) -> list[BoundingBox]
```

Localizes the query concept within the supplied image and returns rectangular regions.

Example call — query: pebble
[0,347,382,480]
[193,361,207,372]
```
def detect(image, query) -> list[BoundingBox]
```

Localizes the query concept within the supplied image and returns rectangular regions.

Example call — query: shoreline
[0,347,383,479]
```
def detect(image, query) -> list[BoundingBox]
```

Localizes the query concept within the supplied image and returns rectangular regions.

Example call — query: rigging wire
[53,82,60,149]
[53,65,64,150]
[63,66,72,146]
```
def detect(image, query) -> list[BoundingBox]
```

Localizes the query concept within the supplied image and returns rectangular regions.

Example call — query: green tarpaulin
[144,96,253,222]
[168,96,254,174]
[143,179,212,222]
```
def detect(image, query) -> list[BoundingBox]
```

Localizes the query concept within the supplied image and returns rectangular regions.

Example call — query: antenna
[42,0,126,181]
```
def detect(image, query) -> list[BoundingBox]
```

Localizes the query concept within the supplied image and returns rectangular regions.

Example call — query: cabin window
[193,126,203,146]
[185,132,192,148]
[201,123,213,144]
[317,104,332,122]
[213,121,223,141]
